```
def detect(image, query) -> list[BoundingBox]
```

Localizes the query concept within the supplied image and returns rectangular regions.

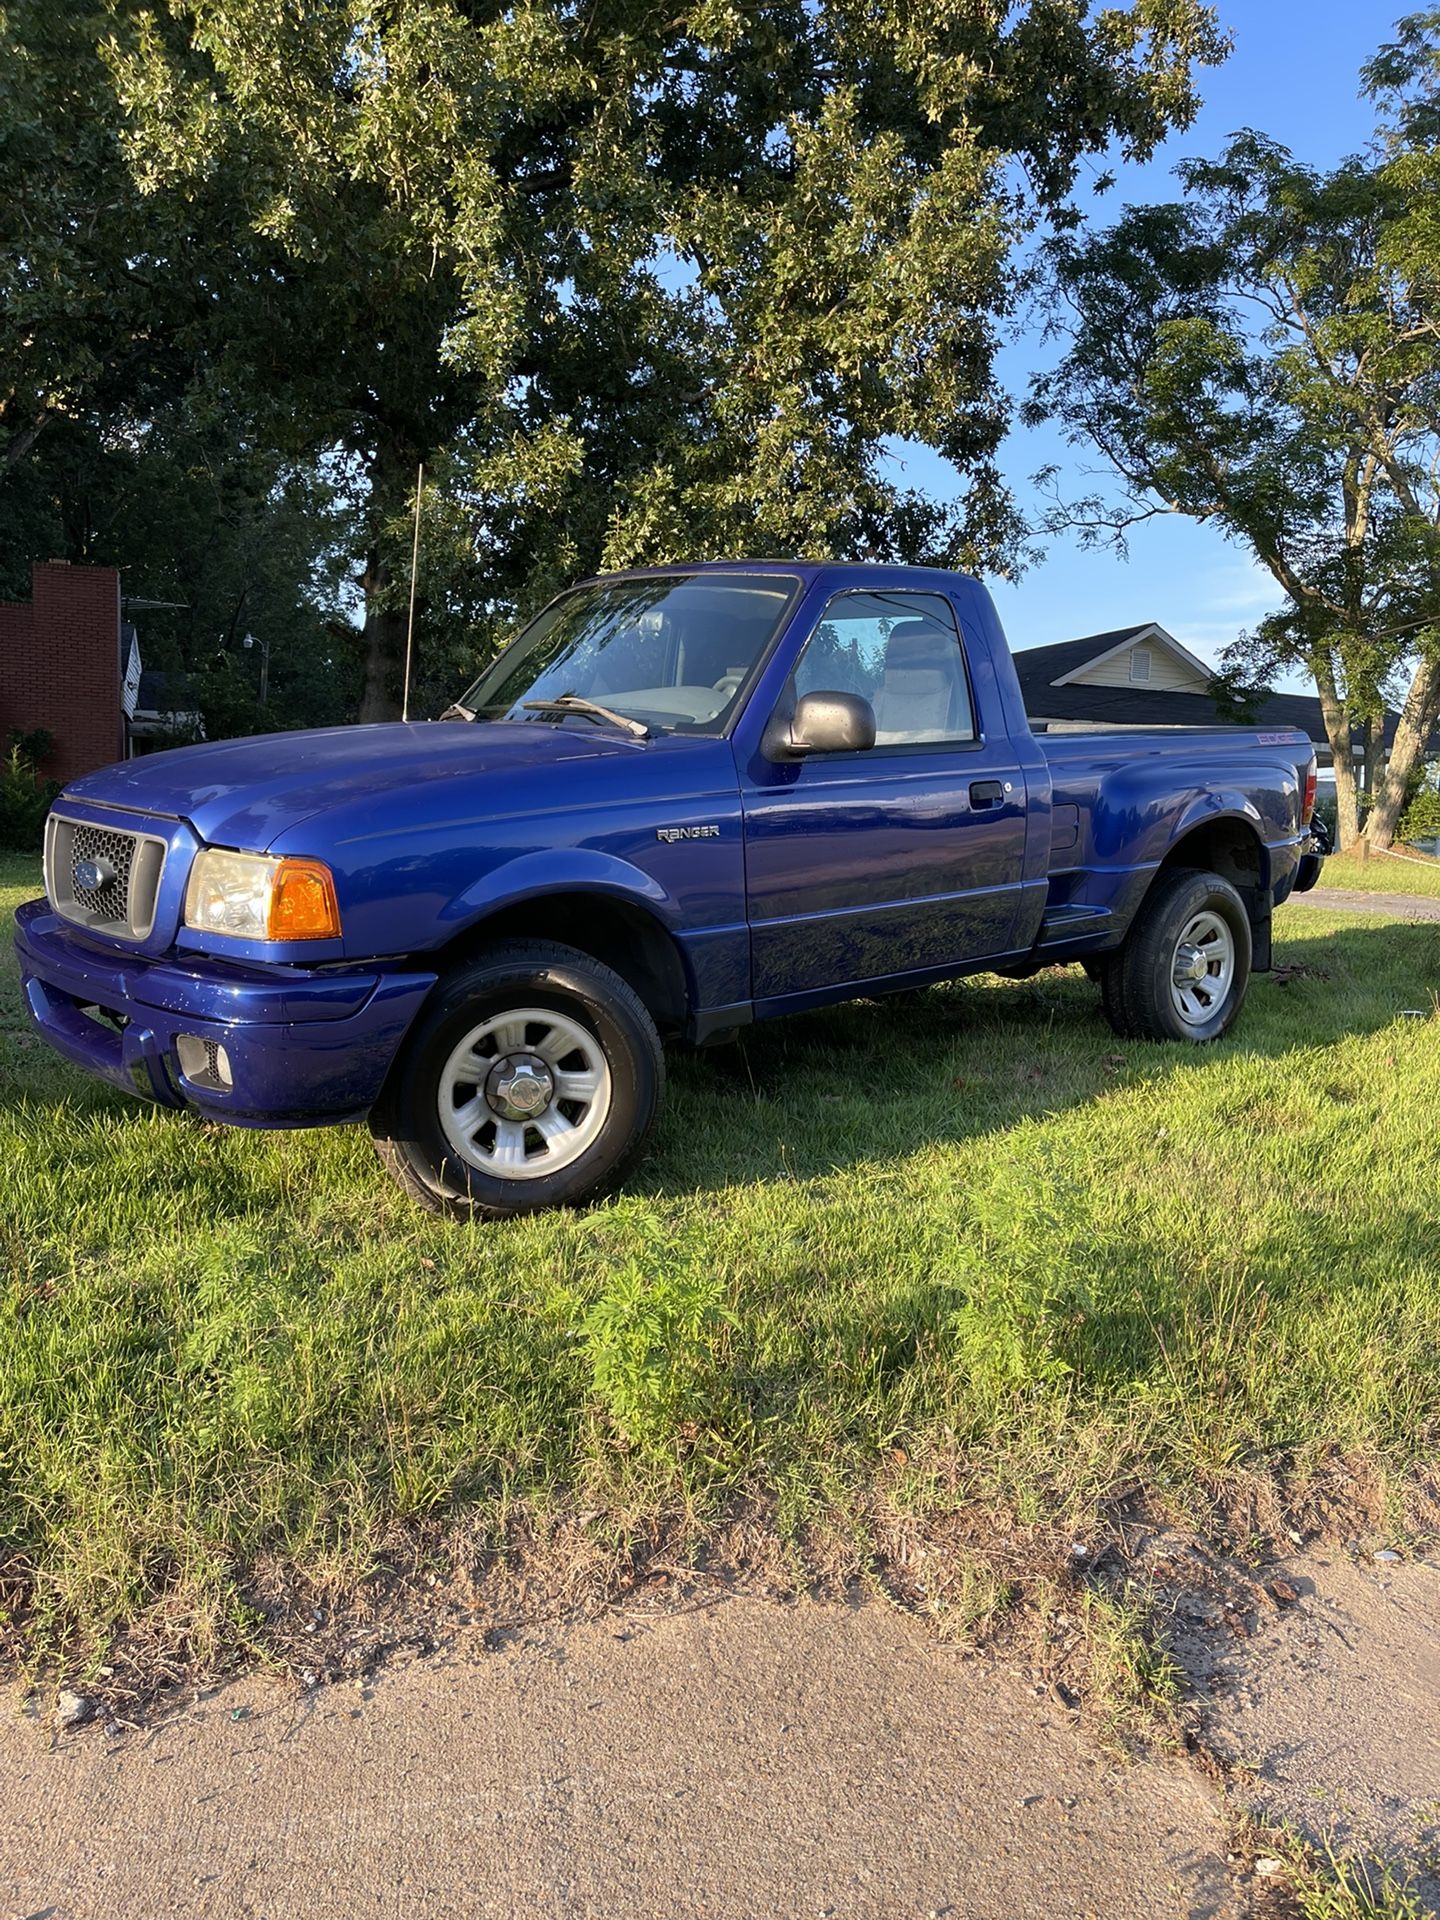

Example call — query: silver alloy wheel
[437,1005,612,1180]
[1169,909,1235,1027]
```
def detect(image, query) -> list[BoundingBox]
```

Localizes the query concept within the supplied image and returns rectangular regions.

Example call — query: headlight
[184,850,342,941]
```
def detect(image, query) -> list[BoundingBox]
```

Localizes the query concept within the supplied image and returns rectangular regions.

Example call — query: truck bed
[1031,722,1316,957]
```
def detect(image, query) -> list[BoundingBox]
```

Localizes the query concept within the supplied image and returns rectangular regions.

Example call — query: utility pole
[402,461,424,723]
[242,632,270,706]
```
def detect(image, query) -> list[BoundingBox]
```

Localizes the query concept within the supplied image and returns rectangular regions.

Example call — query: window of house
[790,590,976,746]
[1129,647,1153,684]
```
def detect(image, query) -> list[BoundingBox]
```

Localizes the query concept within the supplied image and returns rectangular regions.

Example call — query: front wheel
[370,940,664,1218]
[1099,868,1252,1043]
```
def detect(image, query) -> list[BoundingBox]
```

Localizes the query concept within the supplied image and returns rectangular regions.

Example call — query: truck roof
[577,559,988,591]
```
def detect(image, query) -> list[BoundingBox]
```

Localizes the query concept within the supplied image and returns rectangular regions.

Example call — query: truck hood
[62,720,653,851]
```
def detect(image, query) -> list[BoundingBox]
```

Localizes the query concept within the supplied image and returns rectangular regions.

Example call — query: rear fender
[1158,799,1273,971]
[1165,792,1270,880]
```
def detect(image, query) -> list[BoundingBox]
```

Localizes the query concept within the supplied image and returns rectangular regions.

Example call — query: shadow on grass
[645,915,1440,1192]
[2,915,1438,1223]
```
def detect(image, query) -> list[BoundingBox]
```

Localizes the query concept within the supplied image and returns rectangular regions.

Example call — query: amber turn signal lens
[269,859,342,940]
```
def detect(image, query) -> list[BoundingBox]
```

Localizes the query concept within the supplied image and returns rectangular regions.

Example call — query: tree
[0,391,362,731]
[0,2,254,475]
[1028,12,1440,851]
[92,0,1227,718]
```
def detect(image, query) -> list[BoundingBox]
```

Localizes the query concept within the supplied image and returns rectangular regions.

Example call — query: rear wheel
[370,940,664,1218]
[1099,868,1252,1044]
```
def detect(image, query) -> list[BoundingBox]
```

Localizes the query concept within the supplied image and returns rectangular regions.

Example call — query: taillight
[1302,760,1317,820]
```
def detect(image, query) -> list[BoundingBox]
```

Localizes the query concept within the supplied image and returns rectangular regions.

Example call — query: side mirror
[769,690,877,759]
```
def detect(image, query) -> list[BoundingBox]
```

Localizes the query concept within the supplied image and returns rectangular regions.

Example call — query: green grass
[3,848,1440,1673]
[1260,1827,1431,1920]
[1320,849,1440,897]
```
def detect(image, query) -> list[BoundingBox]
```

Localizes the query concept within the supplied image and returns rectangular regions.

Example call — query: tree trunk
[356,449,417,724]
[1313,659,1360,849]
[357,545,407,723]
[1364,651,1440,849]
[1,406,55,472]
[1361,707,1386,802]
[1332,751,1361,852]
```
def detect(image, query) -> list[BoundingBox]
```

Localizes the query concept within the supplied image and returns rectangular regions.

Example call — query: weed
[581,1231,735,1458]
[1277,1829,1428,1920]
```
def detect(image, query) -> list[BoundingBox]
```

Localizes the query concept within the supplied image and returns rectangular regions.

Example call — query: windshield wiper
[437,702,475,722]
[522,694,650,740]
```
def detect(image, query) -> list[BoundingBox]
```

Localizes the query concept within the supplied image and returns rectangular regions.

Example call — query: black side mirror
[768,690,877,759]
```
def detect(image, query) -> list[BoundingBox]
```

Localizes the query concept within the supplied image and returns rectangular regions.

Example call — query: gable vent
[1129,648,1152,684]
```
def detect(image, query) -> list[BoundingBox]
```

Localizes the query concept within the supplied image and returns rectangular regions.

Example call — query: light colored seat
[872,622,966,742]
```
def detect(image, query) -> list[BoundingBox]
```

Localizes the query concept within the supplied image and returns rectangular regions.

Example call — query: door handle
[969,780,1005,809]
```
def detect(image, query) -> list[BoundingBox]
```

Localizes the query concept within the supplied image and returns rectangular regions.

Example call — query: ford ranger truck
[14,563,1325,1218]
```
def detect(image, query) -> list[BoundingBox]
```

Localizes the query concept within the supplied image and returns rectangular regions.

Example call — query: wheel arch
[1158,810,1270,893]
[425,887,692,1037]
[1149,810,1273,970]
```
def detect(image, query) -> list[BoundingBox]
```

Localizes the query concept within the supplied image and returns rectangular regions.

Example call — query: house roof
[1012,627,1157,689]
[1014,649,1428,751]
[1052,624,1213,687]
[1012,623,1440,755]
[1018,673,1334,739]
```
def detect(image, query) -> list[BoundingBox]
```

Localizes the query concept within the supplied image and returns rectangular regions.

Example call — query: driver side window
[791,591,975,746]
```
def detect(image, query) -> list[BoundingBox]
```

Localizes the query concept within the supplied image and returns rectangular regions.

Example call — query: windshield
[457,572,799,735]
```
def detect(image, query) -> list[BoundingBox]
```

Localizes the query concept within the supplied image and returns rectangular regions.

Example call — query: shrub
[0,736,59,852]
[1398,776,1440,847]
[580,1238,734,1459]
[945,1157,1094,1402]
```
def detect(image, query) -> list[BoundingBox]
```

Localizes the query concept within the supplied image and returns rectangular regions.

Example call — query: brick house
[0,562,129,785]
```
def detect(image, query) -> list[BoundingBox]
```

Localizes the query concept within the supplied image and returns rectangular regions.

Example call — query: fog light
[176,1034,234,1091]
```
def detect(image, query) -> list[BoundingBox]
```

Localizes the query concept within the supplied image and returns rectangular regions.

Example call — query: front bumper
[13,900,436,1127]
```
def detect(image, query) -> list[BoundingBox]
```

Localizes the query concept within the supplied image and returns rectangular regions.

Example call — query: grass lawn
[1319,847,1440,897]
[3,848,1440,1679]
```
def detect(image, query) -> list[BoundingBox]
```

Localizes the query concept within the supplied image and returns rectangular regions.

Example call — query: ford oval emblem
[74,856,114,891]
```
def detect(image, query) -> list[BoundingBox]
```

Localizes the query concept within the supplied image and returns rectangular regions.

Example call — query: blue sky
[889,0,1391,677]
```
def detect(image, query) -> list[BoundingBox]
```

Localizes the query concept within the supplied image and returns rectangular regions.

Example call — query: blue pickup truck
[15,562,1323,1217]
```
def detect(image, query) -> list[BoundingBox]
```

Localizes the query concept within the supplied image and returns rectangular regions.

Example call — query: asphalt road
[1288,885,1440,920]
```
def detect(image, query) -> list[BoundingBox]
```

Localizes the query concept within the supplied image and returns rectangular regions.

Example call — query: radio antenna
[401,460,424,723]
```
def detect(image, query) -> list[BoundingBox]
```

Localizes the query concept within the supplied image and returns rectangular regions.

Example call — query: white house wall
[1066,646,1211,693]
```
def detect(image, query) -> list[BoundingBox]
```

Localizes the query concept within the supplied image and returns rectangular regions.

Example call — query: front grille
[46,813,167,940]
[69,822,136,923]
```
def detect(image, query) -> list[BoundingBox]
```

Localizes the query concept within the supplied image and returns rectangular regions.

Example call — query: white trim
[1050,624,1214,687]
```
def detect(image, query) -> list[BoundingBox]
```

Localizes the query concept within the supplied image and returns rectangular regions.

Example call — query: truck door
[738,587,1029,1006]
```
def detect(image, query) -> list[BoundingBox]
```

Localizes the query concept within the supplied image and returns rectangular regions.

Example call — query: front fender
[433,847,676,940]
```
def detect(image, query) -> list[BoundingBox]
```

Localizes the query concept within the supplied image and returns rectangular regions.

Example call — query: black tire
[370,939,664,1218]
[1099,868,1252,1044]
[1082,952,1134,1038]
